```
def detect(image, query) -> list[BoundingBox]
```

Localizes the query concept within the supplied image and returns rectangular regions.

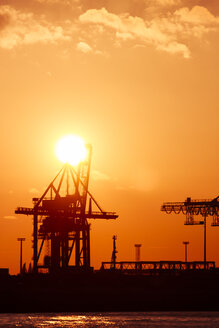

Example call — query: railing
[101,261,215,273]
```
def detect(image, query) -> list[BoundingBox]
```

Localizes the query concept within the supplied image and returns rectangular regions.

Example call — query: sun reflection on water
[1,312,219,328]
[41,314,114,327]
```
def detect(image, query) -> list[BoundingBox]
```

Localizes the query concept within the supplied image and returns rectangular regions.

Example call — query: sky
[0,0,219,274]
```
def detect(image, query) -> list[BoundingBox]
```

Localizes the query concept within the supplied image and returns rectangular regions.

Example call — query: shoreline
[0,271,218,313]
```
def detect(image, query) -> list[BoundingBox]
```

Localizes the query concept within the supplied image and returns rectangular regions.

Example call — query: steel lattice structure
[161,196,219,225]
[15,145,118,273]
[101,261,215,273]
[110,235,117,269]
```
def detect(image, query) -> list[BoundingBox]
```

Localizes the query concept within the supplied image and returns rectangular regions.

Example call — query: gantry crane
[15,145,118,273]
[161,196,219,266]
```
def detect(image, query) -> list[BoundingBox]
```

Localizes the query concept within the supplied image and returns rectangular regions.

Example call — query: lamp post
[183,241,189,262]
[17,238,25,274]
[135,244,142,262]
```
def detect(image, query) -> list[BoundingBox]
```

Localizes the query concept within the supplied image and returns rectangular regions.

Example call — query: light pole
[17,238,25,274]
[204,214,207,268]
[183,241,189,262]
[135,244,142,262]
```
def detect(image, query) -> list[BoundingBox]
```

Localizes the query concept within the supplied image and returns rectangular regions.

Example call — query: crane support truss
[15,146,118,273]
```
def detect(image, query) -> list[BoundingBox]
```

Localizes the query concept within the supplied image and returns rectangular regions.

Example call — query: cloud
[149,0,181,7]
[76,41,92,53]
[29,188,40,194]
[0,3,218,57]
[129,168,158,192]
[0,5,70,49]
[79,8,169,44]
[158,6,219,39]
[76,40,107,56]
[92,170,111,181]
[115,168,158,192]
[116,31,134,40]
[175,6,219,25]
[79,8,188,57]
[3,215,17,220]
[34,0,79,5]
[79,6,219,58]
[157,41,190,58]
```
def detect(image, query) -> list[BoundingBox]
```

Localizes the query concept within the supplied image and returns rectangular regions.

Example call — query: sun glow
[55,135,87,166]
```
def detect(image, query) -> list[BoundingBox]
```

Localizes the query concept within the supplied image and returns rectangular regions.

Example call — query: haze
[0,0,219,274]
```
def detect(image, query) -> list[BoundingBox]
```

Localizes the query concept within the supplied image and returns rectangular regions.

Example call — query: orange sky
[0,0,219,274]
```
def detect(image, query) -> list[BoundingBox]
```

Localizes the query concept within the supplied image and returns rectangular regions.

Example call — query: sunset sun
[55,135,87,166]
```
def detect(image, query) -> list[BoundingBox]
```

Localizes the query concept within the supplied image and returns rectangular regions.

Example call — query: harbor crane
[161,196,219,266]
[15,145,118,273]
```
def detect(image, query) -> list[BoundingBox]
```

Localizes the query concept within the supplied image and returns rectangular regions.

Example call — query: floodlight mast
[15,144,118,273]
[183,241,189,262]
[17,237,25,274]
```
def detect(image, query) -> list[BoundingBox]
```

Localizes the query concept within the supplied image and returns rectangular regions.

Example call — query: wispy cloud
[29,188,40,194]
[76,41,92,53]
[76,40,106,56]
[148,0,181,7]
[34,0,79,5]
[0,5,70,49]
[92,170,111,181]
[157,42,190,58]
[3,215,17,220]
[115,168,158,192]
[129,168,158,192]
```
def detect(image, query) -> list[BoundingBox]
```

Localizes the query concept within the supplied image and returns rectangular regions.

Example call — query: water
[0,312,219,328]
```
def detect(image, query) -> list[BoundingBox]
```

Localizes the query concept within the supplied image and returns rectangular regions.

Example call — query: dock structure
[101,261,215,274]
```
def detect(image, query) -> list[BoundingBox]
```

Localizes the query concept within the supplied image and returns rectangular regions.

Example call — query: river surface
[0,312,219,328]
